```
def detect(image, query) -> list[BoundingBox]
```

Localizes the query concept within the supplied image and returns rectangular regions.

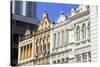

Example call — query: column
[90,5,98,62]
[80,54,82,62]
[86,52,89,62]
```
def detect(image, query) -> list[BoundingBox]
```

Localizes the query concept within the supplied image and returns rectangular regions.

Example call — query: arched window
[87,22,90,38]
[61,58,65,63]
[61,30,64,45]
[82,24,86,39]
[76,26,80,41]
[66,57,69,63]
[43,37,46,52]
[47,35,50,42]
[36,39,38,54]
[47,35,50,50]
[57,60,60,64]
[40,38,42,53]
[57,32,60,46]
[53,61,56,64]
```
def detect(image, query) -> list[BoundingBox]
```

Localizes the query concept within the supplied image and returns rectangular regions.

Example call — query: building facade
[50,5,98,64]
[50,12,75,64]
[17,5,98,66]
[18,11,52,65]
[33,11,51,65]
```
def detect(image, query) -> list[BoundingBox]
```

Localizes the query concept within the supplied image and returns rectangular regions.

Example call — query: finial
[42,10,48,18]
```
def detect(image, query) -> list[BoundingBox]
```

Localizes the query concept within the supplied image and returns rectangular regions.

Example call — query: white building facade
[50,5,98,64]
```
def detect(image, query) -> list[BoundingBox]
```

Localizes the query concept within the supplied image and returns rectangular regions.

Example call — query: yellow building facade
[18,11,51,65]
[34,11,51,64]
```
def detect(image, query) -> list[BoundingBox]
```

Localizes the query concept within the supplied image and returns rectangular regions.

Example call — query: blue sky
[36,2,79,22]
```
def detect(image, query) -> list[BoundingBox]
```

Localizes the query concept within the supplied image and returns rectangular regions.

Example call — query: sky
[36,2,79,22]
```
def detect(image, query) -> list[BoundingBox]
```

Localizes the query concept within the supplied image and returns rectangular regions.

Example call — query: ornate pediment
[38,11,51,32]
[56,11,67,23]
[25,26,31,36]
[25,29,31,36]
[24,26,35,36]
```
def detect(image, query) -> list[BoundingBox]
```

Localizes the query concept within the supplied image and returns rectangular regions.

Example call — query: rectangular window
[82,53,87,62]
[26,2,36,17]
[76,55,81,62]
[15,1,23,15]
[88,52,91,62]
